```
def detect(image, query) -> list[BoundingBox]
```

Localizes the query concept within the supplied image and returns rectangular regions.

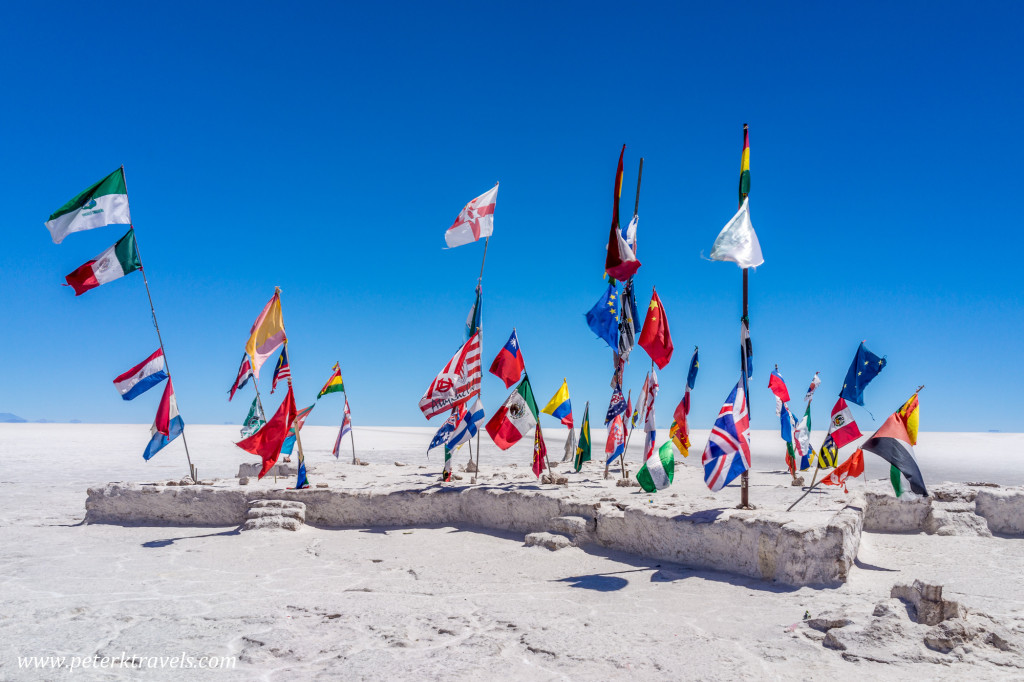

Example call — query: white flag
[445,185,498,248]
[710,197,763,269]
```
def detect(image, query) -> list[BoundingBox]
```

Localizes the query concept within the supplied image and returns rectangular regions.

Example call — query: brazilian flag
[574,403,592,473]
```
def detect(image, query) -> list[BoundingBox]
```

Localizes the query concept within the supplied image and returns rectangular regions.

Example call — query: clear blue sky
[3,1,1022,434]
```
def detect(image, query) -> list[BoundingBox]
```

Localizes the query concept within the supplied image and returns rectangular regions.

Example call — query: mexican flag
[485,376,539,450]
[637,442,674,492]
[46,168,131,244]
[65,229,141,295]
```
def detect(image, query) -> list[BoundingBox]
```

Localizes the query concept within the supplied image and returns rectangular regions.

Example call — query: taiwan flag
[489,329,526,389]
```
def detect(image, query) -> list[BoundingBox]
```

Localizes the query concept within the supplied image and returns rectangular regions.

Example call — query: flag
[318,363,345,399]
[271,346,291,393]
[419,333,482,419]
[624,391,632,437]
[445,185,498,248]
[333,396,353,458]
[820,448,865,493]
[738,125,750,204]
[605,145,641,280]
[624,214,638,254]
[228,353,253,402]
[561,427,576,463]
[532,422,548,478]
[805,372,821,402]
[573,403,591,472]
[789,402,813,471]
[702,381,751,492]
[465,286,482,340]
[428,409,460,451]
[828,397,862,449]
[618,278,640,361]
[780,403,796,474]
[686,348,699,391]
[710,198,764,269]
[840,342,886,406]
[236,386,298,480]
[143,379,184,460]
[542,380,573,428]
[604,388,626,425]
[585,283,620,350]
[449,397,485,450]
[485,376,539,450]
[634,372,651,430]
[64,229,141,296]
[768,368,790,405]
[740,318,754,379]
[240,396,266,438]
[637,287,674,369]
[113,349,167,400]
[642,368,659,462]
[294,460,310,489]
[638,442,674,493]
[280,404,314,458]
[45,168,131,244]
[442,445,453,481]
[817,434,838,468]
[489,329,526,389]
[246,291,287,379]
[667,420,688,457]
[605,413,625,464]
[862,393,927,497]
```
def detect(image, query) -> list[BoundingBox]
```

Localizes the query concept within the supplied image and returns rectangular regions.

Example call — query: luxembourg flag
[489,329,526,389]
[143,379,184,460]
[113,349,167,400]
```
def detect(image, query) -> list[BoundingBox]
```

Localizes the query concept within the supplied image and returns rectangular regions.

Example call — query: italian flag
[46,168,131,244]
[65,229,141,296]
[485,377,539,450]
[637,443,674,492]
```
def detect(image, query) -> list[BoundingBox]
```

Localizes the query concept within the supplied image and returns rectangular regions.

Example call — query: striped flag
[419,333,482,419]
[318,363,345,398]
[332,397,353,458]
[229,353,253,402]
[702,381,752,492]
[642,369,659,461]
[113,349,167,401]
[271,346,291,393]
[45,168,131,244]
[639,443,674,492]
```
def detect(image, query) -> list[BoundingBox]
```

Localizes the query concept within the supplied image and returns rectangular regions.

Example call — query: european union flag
[840,341,886,406]
[585,283,620,350]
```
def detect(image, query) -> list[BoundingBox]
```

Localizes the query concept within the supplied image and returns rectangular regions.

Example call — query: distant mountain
[0,413,28,423]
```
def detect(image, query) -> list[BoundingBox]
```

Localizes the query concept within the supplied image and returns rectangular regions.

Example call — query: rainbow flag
[317,364,344,399]
[738,124,750,204]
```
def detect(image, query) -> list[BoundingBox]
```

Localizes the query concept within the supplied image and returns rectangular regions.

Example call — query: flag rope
[122,166,197,483]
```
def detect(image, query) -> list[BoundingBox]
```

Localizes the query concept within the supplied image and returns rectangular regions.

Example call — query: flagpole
[341,362,357,465]
[250,376,267,424]
[473,233,490,483]
[738,124,753,510]
[121,166,197,484]
[276,290,308,481]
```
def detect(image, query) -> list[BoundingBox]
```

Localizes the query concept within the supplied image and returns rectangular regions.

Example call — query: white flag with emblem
[445,185,498,248]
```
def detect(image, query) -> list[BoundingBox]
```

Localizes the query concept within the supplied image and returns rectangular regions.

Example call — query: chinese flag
[638,287,674,369]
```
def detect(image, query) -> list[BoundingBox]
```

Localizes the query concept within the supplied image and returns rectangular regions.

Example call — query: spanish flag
[318,363,345,399]
[738,124,750,205]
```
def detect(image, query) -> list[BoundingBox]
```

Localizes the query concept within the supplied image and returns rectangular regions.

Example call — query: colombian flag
[542,379,573,428]
[317,363,345,399]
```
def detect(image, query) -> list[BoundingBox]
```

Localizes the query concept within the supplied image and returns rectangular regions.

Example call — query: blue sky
[3,1,1022,434]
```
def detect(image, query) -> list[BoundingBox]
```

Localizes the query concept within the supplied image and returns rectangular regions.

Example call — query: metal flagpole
[120,166,197,483]
[738,124,753,510]
[343,367,357,465]
[473,231,491,483]
[274,290,308,481]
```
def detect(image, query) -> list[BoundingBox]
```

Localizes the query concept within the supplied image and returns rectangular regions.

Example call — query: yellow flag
[541,379,573,427]
[246,291,286,378]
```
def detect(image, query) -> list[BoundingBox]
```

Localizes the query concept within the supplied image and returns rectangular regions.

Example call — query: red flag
[821,448,865,493]
[604,145,641,281]
[532,421,547,478]
[637,287,673,369]
[236,385,297,479]
[768,369,790,404]
[828,397,863,449]
[488,329,526,389]
[418,333,482,419]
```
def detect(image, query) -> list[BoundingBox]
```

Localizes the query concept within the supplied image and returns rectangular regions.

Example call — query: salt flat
[1,424,1023,680]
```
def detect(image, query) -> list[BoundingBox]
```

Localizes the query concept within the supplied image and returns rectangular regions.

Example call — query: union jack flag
[418,333,482,419]
[271,346,291,394]
[702,381,752,492]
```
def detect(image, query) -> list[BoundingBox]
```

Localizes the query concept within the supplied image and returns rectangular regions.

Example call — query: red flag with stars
[638,287,674,369]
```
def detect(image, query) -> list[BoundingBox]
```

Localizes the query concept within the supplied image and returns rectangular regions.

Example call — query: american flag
[271,346,291,394]
[702,381,752,492]
[418,333,482,419]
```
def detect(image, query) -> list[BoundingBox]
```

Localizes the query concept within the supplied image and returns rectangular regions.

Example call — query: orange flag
[236,385,297,479]
[638,287,674,369]
[820,448,865,493]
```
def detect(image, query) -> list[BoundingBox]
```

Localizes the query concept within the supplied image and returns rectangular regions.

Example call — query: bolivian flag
[318,364,345,399]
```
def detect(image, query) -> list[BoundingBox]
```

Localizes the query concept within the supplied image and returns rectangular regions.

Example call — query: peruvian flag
[236,385,297,479]
[445,185,498,248]
[828,397,863,449]
[489,329,526,389]
[486,377,539,450]
[604,145,641,281]
[821,448,865,493]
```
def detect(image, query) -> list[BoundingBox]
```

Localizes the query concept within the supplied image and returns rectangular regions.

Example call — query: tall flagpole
[121,166,197,483]
[341,363,357,465]
[275,290,308,480]
[472,231,490,483]
[738,124,752,510]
